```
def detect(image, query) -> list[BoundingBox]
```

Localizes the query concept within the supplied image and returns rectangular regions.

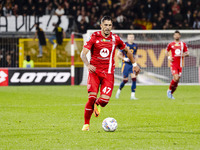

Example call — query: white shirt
[55,8,64,16]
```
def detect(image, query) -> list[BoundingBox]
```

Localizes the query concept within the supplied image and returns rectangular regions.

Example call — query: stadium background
[0,0,200,86]
[0,1,200,149]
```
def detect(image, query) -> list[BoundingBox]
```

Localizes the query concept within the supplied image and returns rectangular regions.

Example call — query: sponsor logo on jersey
[100,48,109,57]
[175,43,180,46]
[0,69,8,86]
[10,72,70,83]
[101,39,110,42]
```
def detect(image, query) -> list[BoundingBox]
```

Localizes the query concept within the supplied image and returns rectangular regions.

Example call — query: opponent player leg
[94,73,114,117]
[116,64,129,99]
[82,72,100,131]
[130,73,138,100]
[116,78,128,99]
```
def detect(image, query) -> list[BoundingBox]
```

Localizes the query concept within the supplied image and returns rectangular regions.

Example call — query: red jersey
[84,31,126,74]
[166,41,188,68]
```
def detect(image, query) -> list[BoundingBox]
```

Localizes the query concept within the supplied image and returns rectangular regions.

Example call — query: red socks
[84,95,96,124]
[84,95,110,124]
[95,97,109,107]
[169,79,179,94]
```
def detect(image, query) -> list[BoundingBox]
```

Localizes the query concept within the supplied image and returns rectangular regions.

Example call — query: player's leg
[49,35,56,45]
[167,67,180,99]
[130,73,138,100]
[116,64,129,99]
[94,73,114,117]
[82,72,100,131]
[171,70,181,94]
[37,43,43,57]
[115,77,128,99]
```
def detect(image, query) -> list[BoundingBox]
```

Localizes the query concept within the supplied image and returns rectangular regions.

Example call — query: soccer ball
[102,117,117,132]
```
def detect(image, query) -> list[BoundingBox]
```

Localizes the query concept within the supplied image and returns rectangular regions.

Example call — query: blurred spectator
[77,18,88,34]
[55,4,65,23]
[173,10,183,23]
[45,2,54,15]
[151,0,160,15]
[0,3,3,16]
[23,55,34,68]
[171,1,180,15]
[34,22,46,57]
[185,10,193,26]
[193,18,200,29]
[49,22,65,48]
[12,4,19,16]
[185,1,193,13]
[5,54,14,67]
[3,4,12,16]
[77,11,89,24]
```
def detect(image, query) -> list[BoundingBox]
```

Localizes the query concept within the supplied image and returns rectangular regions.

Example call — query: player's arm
[124,46,140,74]
[80,47,96,72]
[183,51,189,57]
[34,31,37,40]
[117,50,129,62]
[63,30,66,38]
[183,43,189,57]
[165,44,173,61]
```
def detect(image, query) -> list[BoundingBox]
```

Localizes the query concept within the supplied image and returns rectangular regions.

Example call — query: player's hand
[87,64,96,73]
[168,56,173,62]
[133,65,140,75]
[123,57,130,62]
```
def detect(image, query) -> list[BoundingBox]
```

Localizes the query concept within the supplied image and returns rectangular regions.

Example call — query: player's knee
[99,95,110,107]
[123,79,128,84]
[99,97,110,107]
[88,93,97,103]
[174,76,179,82]
[132,78,136,82]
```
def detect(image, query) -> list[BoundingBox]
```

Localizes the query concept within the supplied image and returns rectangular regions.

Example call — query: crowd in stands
[0,0,200,32]
[0,0,200,67]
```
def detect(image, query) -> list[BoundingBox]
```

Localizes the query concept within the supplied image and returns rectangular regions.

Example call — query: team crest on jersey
[175,49,181,55]
[100,48,109,57]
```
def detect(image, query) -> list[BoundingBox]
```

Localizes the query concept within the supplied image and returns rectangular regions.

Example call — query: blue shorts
[121,63,133,78]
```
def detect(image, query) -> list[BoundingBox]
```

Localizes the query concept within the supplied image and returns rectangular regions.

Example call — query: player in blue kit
[115,34,139,100]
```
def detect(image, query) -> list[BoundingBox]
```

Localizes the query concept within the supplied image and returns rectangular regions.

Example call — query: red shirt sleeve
[183,42,188,52]
[83,33,96,50]
[115,35,126,50]
[166,43,171,52]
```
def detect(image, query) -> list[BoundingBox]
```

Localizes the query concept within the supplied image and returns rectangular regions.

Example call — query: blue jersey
[121,42,138,65]
[121,42,138,78]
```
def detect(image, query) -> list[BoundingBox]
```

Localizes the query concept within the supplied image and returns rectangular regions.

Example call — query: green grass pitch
[0,85,200,149]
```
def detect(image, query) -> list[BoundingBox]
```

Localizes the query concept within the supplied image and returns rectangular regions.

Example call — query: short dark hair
[101,16,112,24]
[174,30,180,34]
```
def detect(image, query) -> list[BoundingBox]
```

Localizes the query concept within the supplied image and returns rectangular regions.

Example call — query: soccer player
[166,30,189,99]
[80,16,140,131]
[115,34,138,100]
